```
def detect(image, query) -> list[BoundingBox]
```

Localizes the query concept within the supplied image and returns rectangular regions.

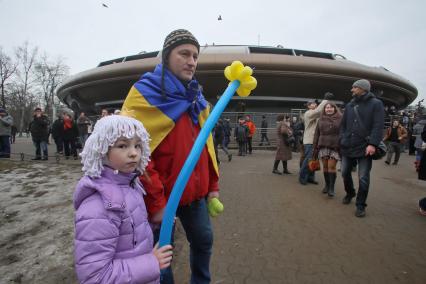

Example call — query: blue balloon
[159,80,241,247]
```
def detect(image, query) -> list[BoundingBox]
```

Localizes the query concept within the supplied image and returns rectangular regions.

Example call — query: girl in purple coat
[73,115,172,283]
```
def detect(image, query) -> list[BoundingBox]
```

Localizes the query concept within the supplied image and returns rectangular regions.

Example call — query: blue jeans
[33,139,48,158]
[299,144,315,183]
[341,156,372,208]
[155,198,213,284]
[0,135,11,157]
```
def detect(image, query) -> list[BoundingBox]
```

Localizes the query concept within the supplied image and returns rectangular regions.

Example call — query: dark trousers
[54,137,64,153]
[238,141,246,155]
[0,135,11,157]
[386,142,401,164]
[154,199,213,284]
[341,156,372,208]
[214,138,230,161]
[63,139,77,157]
[246,137,253,153]
[260,133,269,145]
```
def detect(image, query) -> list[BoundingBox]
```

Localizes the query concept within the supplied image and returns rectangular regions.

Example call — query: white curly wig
[80,115,151,178]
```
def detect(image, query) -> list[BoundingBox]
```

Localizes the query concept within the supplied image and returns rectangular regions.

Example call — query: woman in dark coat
[62,112,79,159]
[273,114,292,174]
[313,102,342,197]
[51,115,64,154]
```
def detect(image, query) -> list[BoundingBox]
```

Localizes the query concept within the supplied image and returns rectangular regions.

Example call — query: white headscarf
[80,115,151,177]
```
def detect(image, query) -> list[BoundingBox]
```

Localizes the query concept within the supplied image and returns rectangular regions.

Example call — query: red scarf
[64,118,73,130]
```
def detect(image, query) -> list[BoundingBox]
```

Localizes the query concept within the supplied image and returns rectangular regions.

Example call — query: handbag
[308,147,320,171]
[308,159,321,171]
[353,106,387,160]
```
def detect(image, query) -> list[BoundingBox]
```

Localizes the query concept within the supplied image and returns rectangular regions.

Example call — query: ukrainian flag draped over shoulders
[122,64,218,175]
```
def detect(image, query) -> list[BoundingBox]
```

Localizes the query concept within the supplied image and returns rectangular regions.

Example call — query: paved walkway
[1,138,426,283]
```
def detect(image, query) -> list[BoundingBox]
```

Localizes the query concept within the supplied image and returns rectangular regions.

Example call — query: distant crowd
[0,107,121,160]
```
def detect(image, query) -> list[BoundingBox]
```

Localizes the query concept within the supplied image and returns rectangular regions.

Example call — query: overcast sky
[1,0,425,104]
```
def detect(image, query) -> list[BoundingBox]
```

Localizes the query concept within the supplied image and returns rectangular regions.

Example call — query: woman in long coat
[273,114,293,174]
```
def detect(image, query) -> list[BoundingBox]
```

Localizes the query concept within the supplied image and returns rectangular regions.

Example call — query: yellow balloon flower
[224,61,257,97]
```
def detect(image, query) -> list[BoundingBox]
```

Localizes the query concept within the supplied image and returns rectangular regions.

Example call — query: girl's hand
[153,243,173,269]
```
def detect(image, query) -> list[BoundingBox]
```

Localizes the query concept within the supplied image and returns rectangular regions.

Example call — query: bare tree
[34,54,69,118]
[15,42,38,135]
[0,47,18,108]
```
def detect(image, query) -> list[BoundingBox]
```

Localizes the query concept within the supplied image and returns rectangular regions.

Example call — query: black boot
[322,172,329,194]
[272,160,282,174]
[328,173,336,197]
[282,160,291,174]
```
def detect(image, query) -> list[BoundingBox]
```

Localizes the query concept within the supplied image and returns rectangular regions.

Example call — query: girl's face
[107,136,142,173]
[325,104,336,115]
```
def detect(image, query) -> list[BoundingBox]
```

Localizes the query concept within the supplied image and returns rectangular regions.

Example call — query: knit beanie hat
[352,79,371,92]
[162,29,200,64]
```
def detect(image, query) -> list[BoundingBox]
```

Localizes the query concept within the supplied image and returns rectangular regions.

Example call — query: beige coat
[275,121,292,161]
[302,100,328,144]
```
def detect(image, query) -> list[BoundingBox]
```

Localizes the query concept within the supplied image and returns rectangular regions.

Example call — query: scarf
[64,118,73,130]
[134,64,207,124]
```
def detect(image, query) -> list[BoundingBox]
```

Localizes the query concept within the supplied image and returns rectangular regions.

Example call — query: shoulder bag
[353,105,387,160]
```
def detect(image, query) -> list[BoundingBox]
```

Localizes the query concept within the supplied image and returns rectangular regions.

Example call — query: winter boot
[322,172,329,194]
[328,173,336,197]
[272,160,282,175]
[282,161,291,174]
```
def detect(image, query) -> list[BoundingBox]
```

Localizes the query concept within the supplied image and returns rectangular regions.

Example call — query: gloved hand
[207,198,224,217]
[324,92,334,100]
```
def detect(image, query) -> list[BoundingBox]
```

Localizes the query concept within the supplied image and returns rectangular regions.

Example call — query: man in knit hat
[0,107,13,158]
[122,29,218,283]
[339,79,384,217]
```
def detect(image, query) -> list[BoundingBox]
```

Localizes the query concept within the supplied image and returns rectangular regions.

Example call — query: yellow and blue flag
[122,64,218,174]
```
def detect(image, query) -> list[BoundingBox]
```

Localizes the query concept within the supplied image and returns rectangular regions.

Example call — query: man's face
[167,44,199,82]
[101,110,108,117]
[351,86,365,97]
[35,110,42,117]
[307,103,317,110]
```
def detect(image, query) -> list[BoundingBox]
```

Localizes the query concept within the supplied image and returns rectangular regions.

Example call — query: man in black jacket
[29,107,50,160]
[339,79,384,217]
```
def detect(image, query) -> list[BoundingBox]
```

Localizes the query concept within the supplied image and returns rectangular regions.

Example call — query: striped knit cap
[162,29,200,63]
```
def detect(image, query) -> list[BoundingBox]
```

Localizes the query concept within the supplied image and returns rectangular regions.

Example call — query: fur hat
[80,115,151,178]
[162,29,200,64]
[352,79,371,92]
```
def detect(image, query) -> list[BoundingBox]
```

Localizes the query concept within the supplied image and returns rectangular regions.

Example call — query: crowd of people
[0,106,126,161]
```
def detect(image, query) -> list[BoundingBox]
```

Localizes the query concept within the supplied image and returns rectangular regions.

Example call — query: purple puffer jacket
[73,167,160,284]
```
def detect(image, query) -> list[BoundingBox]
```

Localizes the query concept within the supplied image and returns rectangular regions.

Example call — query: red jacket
[245,121,256,137]
[140,112,219,215]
